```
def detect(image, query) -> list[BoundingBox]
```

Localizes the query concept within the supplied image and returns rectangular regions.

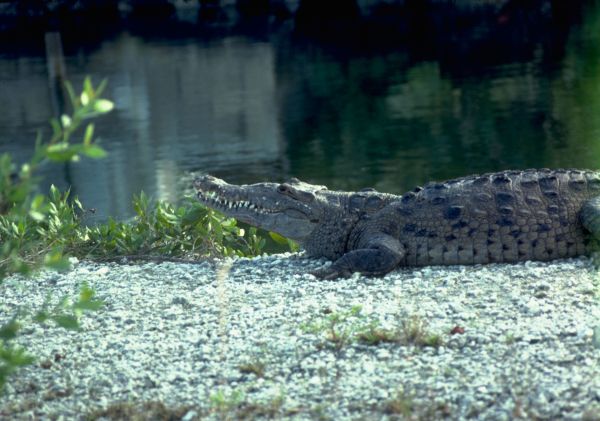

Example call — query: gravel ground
[1,254,599,420]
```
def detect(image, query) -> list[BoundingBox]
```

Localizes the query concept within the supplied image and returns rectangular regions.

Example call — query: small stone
[181,410,198,421]
[308,376,321,386]
[593,325,600,349]
[95,267,110,276]
[1,256,598,420]
[376,349,391,360]
[578,285,597,296]
[524,299,541,315]
[171,297,189,306]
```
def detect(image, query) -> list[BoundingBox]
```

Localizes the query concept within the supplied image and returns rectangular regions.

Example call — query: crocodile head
[194,175,399,259]
[194,175,332,242]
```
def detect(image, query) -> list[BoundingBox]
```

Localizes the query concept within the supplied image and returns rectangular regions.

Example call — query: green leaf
[83,123,94,145]
[73,197,83,211]
[0,320,21,340]
[0,346,35,367]
[0,153,13,177]
[181,206,207,225]
[64,81,77,107]
[79,284,94,301]
[287,239,300,252]
[92,99,114,114]
[18,163,31,179]
[75,284,104,311]
[61,114,72,129]
[80,91,90,106]
[33,310,49,324]
[134,192,149,216]
[28,210,45,222]
[46,143,80,162]
[52,315,80,330]
[31,194,45,210]
[82,144,107,159]
[96,79,108,97]
[220,218,237,229]
[83,76,94,98]
[50,118,62,137]
[269,231,289,245]
[73,300,103,311]
[43,250,71,271]
[49,185,60,202]
[11,222,21,235]
[350,305,363,315]
[34,129,43,149]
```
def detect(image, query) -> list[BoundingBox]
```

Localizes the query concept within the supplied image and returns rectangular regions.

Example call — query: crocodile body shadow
[194,169,600,279]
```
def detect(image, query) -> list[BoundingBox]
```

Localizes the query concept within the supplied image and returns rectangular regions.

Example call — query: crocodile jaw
[194,175,323,241]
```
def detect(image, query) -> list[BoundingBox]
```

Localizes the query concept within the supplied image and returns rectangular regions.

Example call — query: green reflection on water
[280,2,600,194]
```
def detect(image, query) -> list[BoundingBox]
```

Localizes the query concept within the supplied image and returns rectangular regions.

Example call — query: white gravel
[1,254,599,420]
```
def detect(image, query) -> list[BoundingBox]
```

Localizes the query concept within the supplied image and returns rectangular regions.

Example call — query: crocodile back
[354,169,600,266]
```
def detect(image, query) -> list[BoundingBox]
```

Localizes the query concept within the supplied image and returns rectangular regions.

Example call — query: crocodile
[194,169,600,279]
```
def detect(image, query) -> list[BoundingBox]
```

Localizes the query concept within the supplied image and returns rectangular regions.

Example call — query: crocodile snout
[194,175,228,191]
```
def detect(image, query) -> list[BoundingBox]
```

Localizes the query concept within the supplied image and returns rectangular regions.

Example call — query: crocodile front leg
[312,234,405,279]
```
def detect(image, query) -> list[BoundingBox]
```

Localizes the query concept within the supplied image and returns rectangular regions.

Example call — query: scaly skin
[194,169,600,279]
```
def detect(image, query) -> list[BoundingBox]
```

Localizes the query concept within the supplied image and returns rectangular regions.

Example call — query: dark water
[2,2,600,220]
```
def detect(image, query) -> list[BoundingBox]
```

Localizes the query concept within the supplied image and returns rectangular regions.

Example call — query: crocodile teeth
[199,191,268,213]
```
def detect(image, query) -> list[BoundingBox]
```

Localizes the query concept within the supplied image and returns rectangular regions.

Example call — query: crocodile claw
[310,265,352,280]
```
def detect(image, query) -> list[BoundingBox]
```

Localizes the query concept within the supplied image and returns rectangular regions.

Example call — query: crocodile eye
[277,183,315,202]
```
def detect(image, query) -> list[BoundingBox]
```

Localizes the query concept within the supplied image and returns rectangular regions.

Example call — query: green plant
[0,77,113,278]
[269,231,300,253]
[0,77,112,394]
[0,78,110,214]
[301,306,443,350]
[1,77,269,278]
[238,360,266,377]
[399,315,443,348]
[209,388,289,420]
[0,77,265,398]
[504,333,517,345]
[0,76,275,397]
[381,389,450,420]
[86,401,198,421]
[355,323,401,345]
[382,391,414,417]
[79,194,265,261]
[301,305,365,350]
[210,389,246,414]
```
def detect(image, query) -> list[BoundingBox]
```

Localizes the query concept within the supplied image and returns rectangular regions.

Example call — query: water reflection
[1,2,600,220]
[1,34,285,219]
[278,3,600,193]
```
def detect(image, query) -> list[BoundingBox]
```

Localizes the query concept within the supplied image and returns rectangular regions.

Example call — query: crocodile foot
[310,264,353,280]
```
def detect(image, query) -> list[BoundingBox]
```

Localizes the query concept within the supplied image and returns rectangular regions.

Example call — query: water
[2,2,600,220]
